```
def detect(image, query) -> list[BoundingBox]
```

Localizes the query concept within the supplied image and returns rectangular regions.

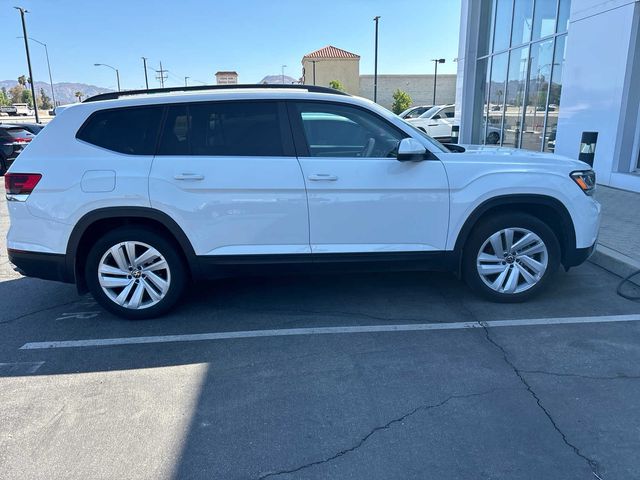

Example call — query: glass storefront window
[544,35,566,152]
[478,0,497,57]
[503,47,529,148]
[511,0,534,46]
[557,0,571,33]
[522,39,554,151]
[486,53,508,145]
[472,57,490,144]
[494,0,514,52]
[533,0,558,40]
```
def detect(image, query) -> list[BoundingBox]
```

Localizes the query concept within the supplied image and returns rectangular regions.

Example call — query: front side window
[77,106,163,155]
[156,101,285,156]
[294,102,404,158]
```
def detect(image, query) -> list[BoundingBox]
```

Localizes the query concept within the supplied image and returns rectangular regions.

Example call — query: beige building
[359,74,457,111]
[301,46,360,94]
[215,71,238,85]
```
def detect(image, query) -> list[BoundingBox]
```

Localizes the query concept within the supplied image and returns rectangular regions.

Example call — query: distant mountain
[0,80,113,106]
[259,75,300,85]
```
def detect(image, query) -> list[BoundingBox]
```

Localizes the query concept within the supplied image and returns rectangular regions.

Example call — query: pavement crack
[521,369,640,381]
[255,389,498,480]
[478,320,603,479]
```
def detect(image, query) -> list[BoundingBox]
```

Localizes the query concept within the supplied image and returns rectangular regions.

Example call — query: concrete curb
[588,244,640,287]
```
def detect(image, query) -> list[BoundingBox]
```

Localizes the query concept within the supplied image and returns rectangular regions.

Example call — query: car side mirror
[397,138,427,162]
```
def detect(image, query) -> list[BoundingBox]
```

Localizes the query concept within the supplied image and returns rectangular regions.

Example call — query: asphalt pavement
[1,191,640,480]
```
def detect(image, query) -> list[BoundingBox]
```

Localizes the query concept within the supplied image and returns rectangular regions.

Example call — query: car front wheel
[85,227,187,319]
[462,213,560,302]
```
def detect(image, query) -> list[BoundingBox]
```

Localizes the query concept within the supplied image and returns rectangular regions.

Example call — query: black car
[0,125,34,175]
[11,123,44,135]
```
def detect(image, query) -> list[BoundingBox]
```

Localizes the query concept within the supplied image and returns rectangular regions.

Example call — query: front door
[149,101,309,257]
[289,101,449,254]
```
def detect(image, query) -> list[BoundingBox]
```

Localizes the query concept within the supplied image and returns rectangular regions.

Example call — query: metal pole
[15,7,39,123]
[433,60,438,105]
[142,57,149,90]
[312,61,316,85]
[184,77,189,87]
[115,69,120,91]
[373,16,380,103]
[42,42,55,107]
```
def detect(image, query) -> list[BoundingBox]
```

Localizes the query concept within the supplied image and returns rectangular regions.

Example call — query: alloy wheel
[98,241,171,310]
[476,227,548,294]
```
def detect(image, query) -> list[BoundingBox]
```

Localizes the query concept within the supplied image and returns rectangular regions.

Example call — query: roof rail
[83,84,350,103]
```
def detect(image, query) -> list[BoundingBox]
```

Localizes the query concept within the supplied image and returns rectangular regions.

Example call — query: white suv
[5,85,600,319]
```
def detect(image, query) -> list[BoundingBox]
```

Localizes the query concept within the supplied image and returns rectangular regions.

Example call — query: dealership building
[455,0,640,192]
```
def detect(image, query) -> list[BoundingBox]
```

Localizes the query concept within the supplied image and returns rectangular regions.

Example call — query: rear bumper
[563,242,597,268]
[7,249,74,283]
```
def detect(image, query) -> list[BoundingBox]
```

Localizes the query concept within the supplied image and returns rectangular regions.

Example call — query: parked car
[0,106,18,116]
[0,125,34,175]
[5,85,600,319]
[12,103,34,116]
[8,123,44,135]
[405,104,456,140]
[398,105,433,120]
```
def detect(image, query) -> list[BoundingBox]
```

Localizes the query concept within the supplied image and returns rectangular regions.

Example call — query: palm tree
[18,75,27,87]
[74,91,84,102]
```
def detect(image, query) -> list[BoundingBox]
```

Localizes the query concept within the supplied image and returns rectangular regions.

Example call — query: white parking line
[18,313,640,350]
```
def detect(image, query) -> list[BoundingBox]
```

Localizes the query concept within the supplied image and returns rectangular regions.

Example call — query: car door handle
[428,123,439,127]
[308,174,338,181]
[174,173,205,181]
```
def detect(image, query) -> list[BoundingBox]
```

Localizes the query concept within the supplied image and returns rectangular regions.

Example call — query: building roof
[303,45,360,59]
[215,71,238,76]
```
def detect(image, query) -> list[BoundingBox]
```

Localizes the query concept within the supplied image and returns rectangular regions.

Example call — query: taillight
[13,137,32,143]
[5,173,42,201]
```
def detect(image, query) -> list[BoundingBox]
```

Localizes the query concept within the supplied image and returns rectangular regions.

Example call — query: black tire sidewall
[85,227,187,319]
[462,213,560,303]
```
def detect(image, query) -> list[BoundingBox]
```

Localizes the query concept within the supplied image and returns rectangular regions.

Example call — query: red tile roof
[303,45,360,59]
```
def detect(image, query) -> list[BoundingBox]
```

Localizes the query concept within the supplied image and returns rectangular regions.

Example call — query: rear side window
[156,101,285,156]
[77,106,163,155]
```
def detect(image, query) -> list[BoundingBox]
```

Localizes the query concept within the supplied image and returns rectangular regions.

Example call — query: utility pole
[15,7,39,122]
[311,60,317,85]
[432,58,445,105]
[155,62,167,88]
[184,77,189,87]
[142,57,149,90]
[373,16,380,103]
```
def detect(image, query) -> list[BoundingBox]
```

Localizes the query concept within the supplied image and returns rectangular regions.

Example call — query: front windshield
[417,106,441,119]
[402,121,449,153]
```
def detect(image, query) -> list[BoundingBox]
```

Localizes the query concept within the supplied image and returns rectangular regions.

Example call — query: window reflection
[487,53,508,145]
[533,0,558,40]
[511,0,534,46]
[558,0,571,33]
[522,40,554,151]
[503,47,529,148]
[494,0,514,51]
[544,35,566,152]
[472,57,490,144]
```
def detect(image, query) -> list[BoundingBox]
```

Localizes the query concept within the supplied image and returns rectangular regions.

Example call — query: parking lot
[1,191,640,479]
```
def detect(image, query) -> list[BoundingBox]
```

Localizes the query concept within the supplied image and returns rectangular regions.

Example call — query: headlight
[570,170,596,195]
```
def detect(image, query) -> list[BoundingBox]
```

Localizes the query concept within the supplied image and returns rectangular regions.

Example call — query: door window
[156,101,285,156]
[294,102,404,158]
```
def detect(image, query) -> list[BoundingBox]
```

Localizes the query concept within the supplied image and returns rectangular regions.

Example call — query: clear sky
[1,0,461,90]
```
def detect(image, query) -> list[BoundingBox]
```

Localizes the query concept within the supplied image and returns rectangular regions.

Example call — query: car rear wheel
[462,213,560,302]
[85,227,187,319]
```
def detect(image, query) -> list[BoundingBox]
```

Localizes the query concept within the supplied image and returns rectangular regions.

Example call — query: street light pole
[311,60,316,85]
[14,7,39,123]
[431,58,445,105]
[94,63,120,91]
[373,16,380,103]
[17,36,56,108]
[184,77,189,87]
[141,57,149,90]
[281,65,287,84]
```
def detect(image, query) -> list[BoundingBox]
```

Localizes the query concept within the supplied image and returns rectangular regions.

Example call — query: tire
[462,213,560,303]
[84,226,187,319]
[486,132,500,144]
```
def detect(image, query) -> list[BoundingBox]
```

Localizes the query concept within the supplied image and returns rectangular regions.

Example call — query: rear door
[149,100,309,257]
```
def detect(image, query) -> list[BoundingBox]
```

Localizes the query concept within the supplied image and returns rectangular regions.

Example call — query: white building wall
[359,74,457,110]
[555,0,640,190]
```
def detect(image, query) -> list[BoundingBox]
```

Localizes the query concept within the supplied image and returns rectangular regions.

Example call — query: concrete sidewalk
[590,185,640,285]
